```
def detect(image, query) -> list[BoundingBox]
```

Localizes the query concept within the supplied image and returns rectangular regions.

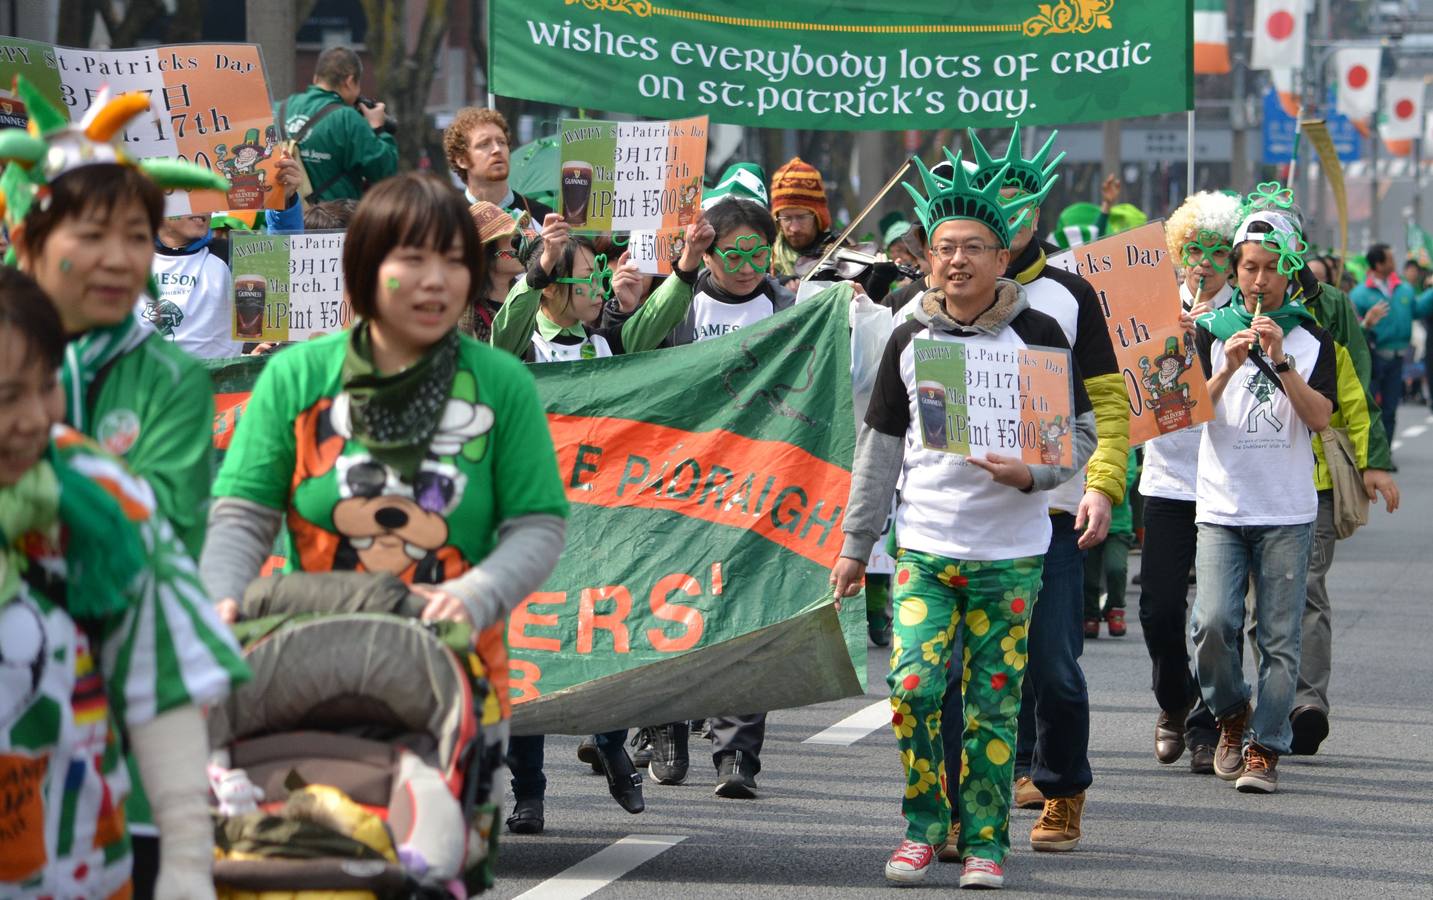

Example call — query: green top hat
[903,147,1056,248]
[1152,336,1183,365]
[967,125,1065,196]
[702,162,768,209]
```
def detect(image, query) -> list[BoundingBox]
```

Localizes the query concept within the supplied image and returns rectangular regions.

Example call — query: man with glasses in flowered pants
[833,149,1095,890]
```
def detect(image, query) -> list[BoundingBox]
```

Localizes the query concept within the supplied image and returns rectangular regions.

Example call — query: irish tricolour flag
[1194,0,1231,75]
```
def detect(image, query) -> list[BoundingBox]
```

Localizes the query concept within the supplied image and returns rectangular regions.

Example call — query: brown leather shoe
[1030,792,1085,852]
[1014,775,1044,810]
[1234,743,1279,793]
[1154,705,1191,765]
[1189,742,1215,774]
[1214,703,1250,781]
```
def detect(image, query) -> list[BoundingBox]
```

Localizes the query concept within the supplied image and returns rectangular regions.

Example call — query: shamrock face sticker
[715,234,772,274]
[1182,229,1233,273]
[556,251,615,300]
[1259,231,1307,277]
[1246,181,1295,212]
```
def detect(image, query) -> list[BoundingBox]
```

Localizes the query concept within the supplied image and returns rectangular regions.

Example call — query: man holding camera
[276,46,398,203]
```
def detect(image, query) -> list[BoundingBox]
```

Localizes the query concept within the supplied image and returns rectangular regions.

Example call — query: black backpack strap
[290,101,345,146]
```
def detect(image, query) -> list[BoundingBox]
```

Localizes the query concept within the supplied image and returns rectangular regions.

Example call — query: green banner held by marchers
[206,288,866,736]
[488,0,1193,131]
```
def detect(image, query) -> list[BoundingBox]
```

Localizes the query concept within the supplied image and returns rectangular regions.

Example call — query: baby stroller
[206,573,506,899]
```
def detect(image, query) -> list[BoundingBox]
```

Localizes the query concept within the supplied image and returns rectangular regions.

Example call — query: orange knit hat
[770,156,831,230]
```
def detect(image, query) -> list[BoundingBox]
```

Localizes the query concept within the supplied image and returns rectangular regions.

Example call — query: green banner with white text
[205,288,866,735]
[489,0,1193,131]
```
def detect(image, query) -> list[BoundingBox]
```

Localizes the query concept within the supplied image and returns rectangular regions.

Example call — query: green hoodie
[276,84,398,201]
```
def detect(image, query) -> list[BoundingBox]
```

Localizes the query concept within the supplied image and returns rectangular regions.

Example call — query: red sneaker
[1105,608,1126,637]
[885,839,934,884]
[1083,617,1100,639]
[960,855,1006,889]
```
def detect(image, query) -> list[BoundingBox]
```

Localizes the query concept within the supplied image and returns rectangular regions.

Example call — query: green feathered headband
[904,147,1056,249]
[0,74,230,235]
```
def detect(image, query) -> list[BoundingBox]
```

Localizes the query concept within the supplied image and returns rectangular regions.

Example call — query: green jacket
[1306,281,1392,477]
[276,84,398,201]
[88,334,216,557]
[491,271,696,360]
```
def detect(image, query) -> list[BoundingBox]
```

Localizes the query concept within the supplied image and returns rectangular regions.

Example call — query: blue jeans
[942,513,1089,798]
[1371,351,1402,446]
[1191,522,1312,755]
[507,730,628,800]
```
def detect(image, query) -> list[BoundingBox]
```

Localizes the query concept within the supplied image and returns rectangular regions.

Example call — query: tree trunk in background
[361,0,451,170]
[56,0,166,48]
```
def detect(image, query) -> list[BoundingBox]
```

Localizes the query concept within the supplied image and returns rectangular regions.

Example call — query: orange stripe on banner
[1194,43,1231,75]
[213,391,250,451]
[549,413,850,567]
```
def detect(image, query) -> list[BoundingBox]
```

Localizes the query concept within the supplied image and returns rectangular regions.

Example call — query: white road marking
[804,699,891,745]
[513,835,688,900]
[1393,440,1404,451]
[1400,425,1427,439]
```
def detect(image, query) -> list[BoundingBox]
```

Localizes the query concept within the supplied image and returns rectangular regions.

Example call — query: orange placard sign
[1048,222,1213,446]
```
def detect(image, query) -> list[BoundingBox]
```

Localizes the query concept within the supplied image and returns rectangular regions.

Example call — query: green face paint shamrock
[1259,231,1307,277]
[1182,230,1232,273]
[715,234,771,274]
[556,251,614,300]
[1247,181,1295,212]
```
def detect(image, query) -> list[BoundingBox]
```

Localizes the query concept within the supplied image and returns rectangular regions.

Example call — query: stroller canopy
[208,614,474,780]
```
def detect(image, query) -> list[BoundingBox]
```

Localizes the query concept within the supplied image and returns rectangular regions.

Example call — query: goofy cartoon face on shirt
[290,371,494,583]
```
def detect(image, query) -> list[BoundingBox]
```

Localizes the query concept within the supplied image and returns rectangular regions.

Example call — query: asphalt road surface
[493,411,1433,899]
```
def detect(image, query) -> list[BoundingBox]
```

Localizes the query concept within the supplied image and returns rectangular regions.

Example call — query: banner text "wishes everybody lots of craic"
[489,0,1192,131]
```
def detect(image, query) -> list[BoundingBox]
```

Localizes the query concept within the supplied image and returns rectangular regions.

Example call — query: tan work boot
[1030,792,1085,851]
[936,822,962,862]
[1013,775,1044,810]
[1213,703,1250,781]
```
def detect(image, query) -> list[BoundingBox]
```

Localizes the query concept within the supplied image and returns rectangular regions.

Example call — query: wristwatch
[1273,359,1292,373]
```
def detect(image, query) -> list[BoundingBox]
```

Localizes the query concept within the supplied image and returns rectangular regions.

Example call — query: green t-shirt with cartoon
[214,331,567,583]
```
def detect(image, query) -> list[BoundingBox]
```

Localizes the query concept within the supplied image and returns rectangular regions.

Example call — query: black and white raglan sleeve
[841,323,917,562]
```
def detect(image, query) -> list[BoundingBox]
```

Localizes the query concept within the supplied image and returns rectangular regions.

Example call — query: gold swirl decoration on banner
[561,0,1115,35]
[565,0,654,15]
[1021,0,1116,37]
[561,0,1024,33]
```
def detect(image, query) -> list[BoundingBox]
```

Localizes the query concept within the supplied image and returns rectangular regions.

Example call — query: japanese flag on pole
[1334,47,1383,120]
[1381,78,1425,140]
[1251,0,1305,72]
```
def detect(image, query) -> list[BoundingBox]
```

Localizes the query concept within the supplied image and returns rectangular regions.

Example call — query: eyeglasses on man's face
[930,240,1000,261]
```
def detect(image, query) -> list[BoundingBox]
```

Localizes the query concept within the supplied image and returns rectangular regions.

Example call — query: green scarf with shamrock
[1196,289,1318,341]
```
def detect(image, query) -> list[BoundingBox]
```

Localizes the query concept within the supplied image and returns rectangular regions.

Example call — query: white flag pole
[1187,109,1196,196]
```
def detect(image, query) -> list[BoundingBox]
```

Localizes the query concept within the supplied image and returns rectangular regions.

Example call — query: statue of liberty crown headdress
[903,147,1057,248]
[0,75,230,235]
[966,124,1065,196]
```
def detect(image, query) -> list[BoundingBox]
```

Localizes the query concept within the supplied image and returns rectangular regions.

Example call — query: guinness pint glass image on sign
[562,161,593,226]
[233,274,266,339]
[916,380,949,451]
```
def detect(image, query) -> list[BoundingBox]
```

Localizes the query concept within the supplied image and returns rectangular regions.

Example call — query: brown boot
[936,822,962,862]
[1214,703,1250,781]
[1029,792,1085,852]
[1013,775,1044,810]
[1235,743,1279,793]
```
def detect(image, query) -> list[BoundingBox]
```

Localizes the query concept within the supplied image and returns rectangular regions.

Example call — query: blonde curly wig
[1164,191,1244,263]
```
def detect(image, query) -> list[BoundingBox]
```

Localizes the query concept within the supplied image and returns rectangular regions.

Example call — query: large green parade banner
[489,1,1193,130]
[206,288,866,735]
